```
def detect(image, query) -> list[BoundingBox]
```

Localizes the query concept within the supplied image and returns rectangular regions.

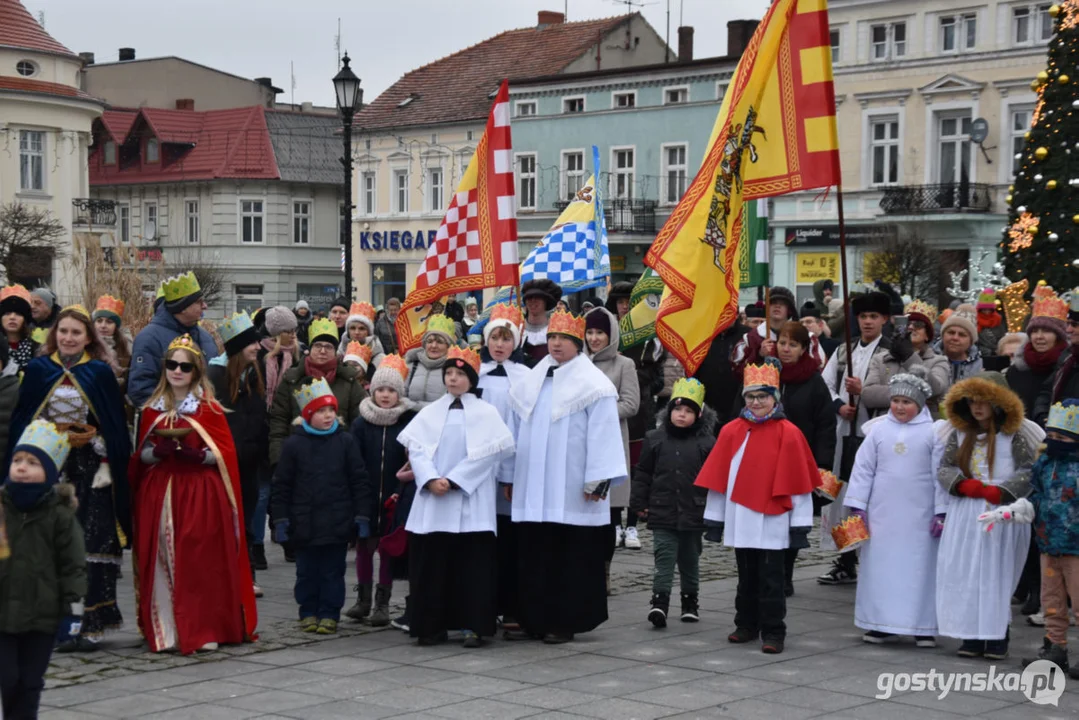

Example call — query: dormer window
[146,138,159,163]
[16,60,37,77]
[103,141,116,165]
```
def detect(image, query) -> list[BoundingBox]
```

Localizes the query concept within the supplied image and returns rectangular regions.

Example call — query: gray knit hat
[370,360,407,396]
[889,367,932,410]
[264,306,297,336]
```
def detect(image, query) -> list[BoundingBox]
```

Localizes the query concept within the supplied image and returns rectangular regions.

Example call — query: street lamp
[333,53,363,300]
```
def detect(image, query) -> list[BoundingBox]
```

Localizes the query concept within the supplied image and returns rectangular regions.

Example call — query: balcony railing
[72,198,117,228]
[878,182,992,215]
[552,198,657,234]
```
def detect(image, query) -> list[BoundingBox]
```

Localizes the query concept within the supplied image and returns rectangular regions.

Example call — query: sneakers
[369,584,392,627]
[316,618,338,635]
[197,642,219,652]
[391,595,411,632]
[1027,612,1045,627]
[299,616,318,633]
[345,584,372,621]
[680,593,700,623]
[915,636,937,648]
[957,639,986,658]
[614,525,625,547]
[251,543,268,571]
[623,526,642,549]
[728,627,758,644]
[863,631,898,644]
[542,632,574,644]
[462,630,482,648]
[984,636,1009,660]
[648,592,670,628]
[252,583,263,598]
[817,558,857,585]
[761,636,784,654]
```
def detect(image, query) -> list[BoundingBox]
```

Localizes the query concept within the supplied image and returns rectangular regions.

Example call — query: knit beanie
[31,287,56,309]
[768,286,798,320]
[1026,315,1067,343]
[585,308,612,336]
[889,367,932,410]
[330,296,350,314]
[940,304,978,342]
[264,306,298,336]
[294,299,310,312]
[370,354,408,396]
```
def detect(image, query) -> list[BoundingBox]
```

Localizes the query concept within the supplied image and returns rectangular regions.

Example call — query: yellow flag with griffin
[645,0,840,374]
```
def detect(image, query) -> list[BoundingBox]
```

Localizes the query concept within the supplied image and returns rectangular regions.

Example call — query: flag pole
[836,184,854,382]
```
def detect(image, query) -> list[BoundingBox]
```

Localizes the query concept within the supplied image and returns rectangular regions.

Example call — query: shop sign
[610,255,626,272]
[359,230,436,251]
[297,283,341,307]
[795,252,840,284]
[784,225,893,247]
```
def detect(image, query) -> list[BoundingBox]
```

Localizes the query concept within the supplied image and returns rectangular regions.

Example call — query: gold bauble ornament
[1032,79,1043,91]
[1031,225,1039,235]
[1073,214,1079,224]
[1038,70,1050,83]
[1006,194,1014,203]
[1048,180,1059,189]
[1025,131,1032,140]
[1009,185,1015,192]
[1050,4,1061,17]
[1060,75,1071,85]
[1036,147,1050,160]
[1038,279,1048,286]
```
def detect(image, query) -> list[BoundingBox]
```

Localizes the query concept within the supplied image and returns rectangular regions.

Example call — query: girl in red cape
[129,334,258,654]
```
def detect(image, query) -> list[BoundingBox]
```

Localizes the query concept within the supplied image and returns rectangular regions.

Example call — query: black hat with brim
[851,291,892,317]
[224,326,261,357]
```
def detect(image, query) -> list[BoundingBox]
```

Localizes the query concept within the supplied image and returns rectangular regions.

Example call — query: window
[940,14,977,52]
[185,200,199,244]
[292,201,311,244]
[938,114,973,185]
[662,144,688,204]
[1009,106,1034,176]
[364,138,371,150]
[18,130,44,191]
[15,60,37,77]
[611,148,635,200]
[103,140,116,165]
[562,151,585,201]
[466,130,474,141]
[362,171,376,215]
[664,87,689,105]
[143,202,158,241]
[830,29,841,63]
[119,204,130,244]
[516,101,537,117]
[393,170,408,213]
[716,82,729,101]
[427,168,444,212]
[235,285,263,314]
[145,138,159,163]
[563,96,585,113]
[240,199,264,243]
[613,91,636,109]
[1013,5,1053,45]
[870,22,906,61]
[869,118,900,186]
[517,154,536,210]
[371,264,407,309]
[430,133,438,144]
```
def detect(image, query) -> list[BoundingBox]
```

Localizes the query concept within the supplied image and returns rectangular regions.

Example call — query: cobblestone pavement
[40,525,1075,719]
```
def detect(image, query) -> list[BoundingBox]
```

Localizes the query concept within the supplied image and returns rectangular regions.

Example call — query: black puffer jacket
[1006,346,1060,420]
[1033,345,1079,426]
[630,406,716,531]
[349,402,416,536]
[271,424,370,547]
[206,364,268,471]
[692,323,748,434]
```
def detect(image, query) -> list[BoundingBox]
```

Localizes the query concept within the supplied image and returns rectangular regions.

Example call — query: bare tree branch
[160,248,229,309]
[0,203,66,285]
[865,226,943,301]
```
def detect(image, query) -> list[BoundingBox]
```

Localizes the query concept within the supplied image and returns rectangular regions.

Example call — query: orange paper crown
[743,360,780,391]
[1031,284,1068,320]
[94,294,125,317]
[831,515,870,551]
[0,284,31,305]
[380,353,409,380]
[489,302,524,329]
[816,470,843,501]
[345,341,372,364]
[446,346,481,376]
[547,310,586,341]
[348,301,376,321]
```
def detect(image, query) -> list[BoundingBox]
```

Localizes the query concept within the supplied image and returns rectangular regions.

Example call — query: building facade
[769,0,1047,307]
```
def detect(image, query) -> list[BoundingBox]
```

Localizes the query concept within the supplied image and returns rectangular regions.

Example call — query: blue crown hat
[219,311,261,357]
[294,377,338,420]
[12,420,71,485]
[1047,399,1079,440]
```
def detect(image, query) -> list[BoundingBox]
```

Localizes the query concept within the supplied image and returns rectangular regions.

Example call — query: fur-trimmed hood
[942,372,1025,435]
[655,402,718,438]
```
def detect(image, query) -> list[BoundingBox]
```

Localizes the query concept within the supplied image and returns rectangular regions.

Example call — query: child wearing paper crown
[0,420,86,719]
[396,346,515,648]
[843,369,944,648]
[271,378,372,635]
[630,378,716,628]
[696,357,820,654]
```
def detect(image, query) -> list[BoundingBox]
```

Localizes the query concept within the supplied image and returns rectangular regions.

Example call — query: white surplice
[507,353,627,527]
[479,360,530,517]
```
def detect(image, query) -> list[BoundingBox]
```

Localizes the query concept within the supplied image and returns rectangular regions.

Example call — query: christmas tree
[1003,1,1079,288]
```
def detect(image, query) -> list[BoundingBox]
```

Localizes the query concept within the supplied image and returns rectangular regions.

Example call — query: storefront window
[371,264,407,307]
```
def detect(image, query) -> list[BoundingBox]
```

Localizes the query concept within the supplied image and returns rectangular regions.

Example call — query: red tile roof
[0,75,100,101]
[90,106,280,185]
[356,14,633,130]
[0,0,78,58]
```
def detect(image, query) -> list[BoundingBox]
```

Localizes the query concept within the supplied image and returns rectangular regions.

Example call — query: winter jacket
[268,362,366,465]
[0,484,87,634]
[862,346,950,417]
[271,424,370,547]
[349,401,416,536]
[403,347,447,409]
[1029,452,1079,556]
[1006,344,1060,420]
[294,311,313,346]
[128,305,220,406]
[1034,345,1079,426]
[207,364,269,473]
[692,323,748,434]
[978,322,1007,358]
[625,338,664,442]
[656,351,686,404]
[375,314,398,356]
[630,406,716,531]
[0,372,17,462]
[733,367,836,469]
[585,307,641,507]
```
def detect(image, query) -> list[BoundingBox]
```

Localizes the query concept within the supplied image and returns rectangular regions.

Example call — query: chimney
[301,101,314,113]
[537,10,565,27]
[118,47,135,61]
[175,98,195,111]
[255,77,275,89]
[78,52,95,66]
[677,26,694,63]
[726,20,759,57]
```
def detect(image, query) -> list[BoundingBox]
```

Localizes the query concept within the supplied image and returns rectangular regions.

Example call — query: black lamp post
[333,53,363,300]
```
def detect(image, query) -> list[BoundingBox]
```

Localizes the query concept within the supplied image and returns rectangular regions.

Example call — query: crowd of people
[3,270,1079,717]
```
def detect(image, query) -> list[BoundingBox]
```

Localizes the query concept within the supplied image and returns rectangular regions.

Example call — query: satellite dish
[970,118,989,144]
[144,220,156,241]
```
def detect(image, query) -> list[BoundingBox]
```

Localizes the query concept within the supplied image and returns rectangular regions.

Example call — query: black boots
[250,543,268,571]
[1023,637,1068,671]
[680,593,700,622]
[369,584,392,627]
[648,592,670,628]
[345,584,372,621]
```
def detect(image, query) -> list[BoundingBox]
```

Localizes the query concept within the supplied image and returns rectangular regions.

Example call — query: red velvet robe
[129,400,258,654]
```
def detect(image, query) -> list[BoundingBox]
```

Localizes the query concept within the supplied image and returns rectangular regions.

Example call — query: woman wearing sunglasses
[129,334,258,654]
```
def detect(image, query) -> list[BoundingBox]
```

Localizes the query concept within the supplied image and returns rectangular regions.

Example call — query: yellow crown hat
[62,304,91,320]
[670,377,706,412]
[13,420,71,481]
[295,377,338,419]
[308,317,340,346]
[161,272,202,303]
[167,333,204,358]
[423,315,457,344]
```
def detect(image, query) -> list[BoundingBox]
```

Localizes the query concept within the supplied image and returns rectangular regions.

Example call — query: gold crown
[348,302,376,321]
[547,310,586,341]
[94,294,125,317]
[167,333,203,358]
[489,302,524,328]
[830,515,870,551]
[1032,285,1068,320]
[424,314,457,339]
[15,419,71,472]
[380,353,409,380]
[308,318,339,343]
[61,304,91,320]
[672,378,706,408]
[161,272,201,303]
[904,299,937,320]
[815,469,843,501]
[219,311,255,344]
[446,346,481,375]
[294,377,335,412]
[743,360,780,391]
[0,284,31,305]
[345,341,372,365]
[1048,401,1079,437]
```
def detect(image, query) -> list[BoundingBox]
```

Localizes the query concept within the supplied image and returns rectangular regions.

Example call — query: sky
[26,0,772,107]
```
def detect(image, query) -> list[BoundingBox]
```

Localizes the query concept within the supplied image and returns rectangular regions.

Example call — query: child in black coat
[272,378,370,635]
[630,379,716,627]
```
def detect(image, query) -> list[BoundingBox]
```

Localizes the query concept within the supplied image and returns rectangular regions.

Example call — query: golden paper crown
[219,311,255,345]
[94,294,125,317]
[344,341,372,365]
[294,377,335,411]
[161,272,201,303]
[380,353,409,380]
[348,301,376,321]
[830,515,870,551]
[308,318,339,344]
[61,304,91,320]
[1048,401,1079,437]
[489,302,524,329]
[816,470,843,501]
[904,299,937,320]
[446,346,481,376]
[547,310,585,341]
[1031,285,1068,320]
[0,284,31,306]
[424,314,457,340]
[743,360,780,392]
[167,333,203,358]
[671,378,706,408]
[14,419,71,472]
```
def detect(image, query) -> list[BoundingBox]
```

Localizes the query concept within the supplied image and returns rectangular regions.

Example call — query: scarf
[261,337,296,408]
[358,396,414,426]
[740,402,785,424]
[978,311,1002,332]
[302,418,339,435]
[509,353,617,422]
[398,392,514,462]
[1023,340,1066,374]
[779,352,818,385]
[4,481,51,512]
[304,355,337,385]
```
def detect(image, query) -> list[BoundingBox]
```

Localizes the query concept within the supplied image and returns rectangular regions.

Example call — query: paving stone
[561,696,678,720]
[495,685,604,710]
[217,689,330,713]
[140,704,262,720]
[425,697,544,720]
[67,691,195,718]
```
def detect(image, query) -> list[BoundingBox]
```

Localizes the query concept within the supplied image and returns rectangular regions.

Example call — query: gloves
[152,441,178,460]
[356,517,371,539]
[176,445,206,464]
[91,459,112,490]
[583,479,611,498]
[930,514,945,538]
[273,520,290,544]
[704,519,724,543]
[890,328,914,363]
[978,498,1035,532]
[56,610,83,644]
[846,507,867,527]
[789,526,811,550]
[955,479,984,499]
